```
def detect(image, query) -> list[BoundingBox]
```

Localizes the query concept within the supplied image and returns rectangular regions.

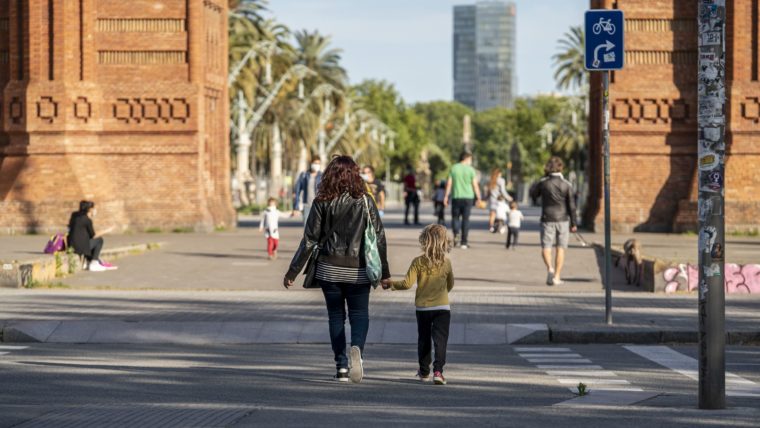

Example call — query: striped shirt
[315,262,370,285]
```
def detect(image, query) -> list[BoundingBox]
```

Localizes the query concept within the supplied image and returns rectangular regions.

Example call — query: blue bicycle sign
[585,10,625,71]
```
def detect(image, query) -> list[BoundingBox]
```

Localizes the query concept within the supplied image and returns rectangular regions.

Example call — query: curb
[0,242,163,289]
[2,321,758,345]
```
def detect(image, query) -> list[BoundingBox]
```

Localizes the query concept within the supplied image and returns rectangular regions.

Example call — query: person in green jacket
[382,224,454,385]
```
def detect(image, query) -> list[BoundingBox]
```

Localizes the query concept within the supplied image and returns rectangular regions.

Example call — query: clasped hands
[380,279,392,290]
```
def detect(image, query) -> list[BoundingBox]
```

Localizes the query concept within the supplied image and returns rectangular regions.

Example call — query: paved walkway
[1,206,759,345]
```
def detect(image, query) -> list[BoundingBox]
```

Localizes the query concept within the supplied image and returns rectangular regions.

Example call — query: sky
[267,0,588,103]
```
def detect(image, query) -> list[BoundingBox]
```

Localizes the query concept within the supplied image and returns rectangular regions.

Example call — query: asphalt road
[1,343,758,427]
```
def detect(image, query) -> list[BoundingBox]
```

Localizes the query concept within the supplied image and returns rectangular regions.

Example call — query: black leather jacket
[286,192,390,281]
[530,173,578,227]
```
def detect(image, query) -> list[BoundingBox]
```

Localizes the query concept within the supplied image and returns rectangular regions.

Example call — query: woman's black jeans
[320,280,371,369]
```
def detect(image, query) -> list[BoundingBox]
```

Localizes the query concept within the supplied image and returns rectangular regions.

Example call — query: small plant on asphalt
[576,382,589,396]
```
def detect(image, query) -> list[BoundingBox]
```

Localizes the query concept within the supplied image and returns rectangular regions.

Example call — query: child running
[259,197,281,260]
[506,201,524,250]
[382,224,454,385]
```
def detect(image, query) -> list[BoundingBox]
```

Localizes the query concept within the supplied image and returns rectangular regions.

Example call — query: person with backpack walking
[284,155,390,384]
[381,224,454,385]
[530,157,578,286]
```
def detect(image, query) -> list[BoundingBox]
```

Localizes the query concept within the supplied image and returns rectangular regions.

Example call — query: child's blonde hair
[419,224,451,267]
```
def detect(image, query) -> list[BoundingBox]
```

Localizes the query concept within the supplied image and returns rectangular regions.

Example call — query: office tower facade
[453,1,517,111]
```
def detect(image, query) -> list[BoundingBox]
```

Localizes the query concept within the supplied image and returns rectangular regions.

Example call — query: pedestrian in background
[506,201,524,250]
[362,165,386,217]
[530,157,577,286]
[67,200,116,272]
[494,195,509,234]
[284,155,390,384]
[486,169,512,233]
[403,165,420,225]
[444,152,482,249]
[259,197,281,260]
[292,156,322,222]
[382,224,453,385]
[433,180,447,225]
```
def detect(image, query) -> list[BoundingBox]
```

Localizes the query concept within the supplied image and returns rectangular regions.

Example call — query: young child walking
[382,224,453,385]
[259,197,281,260]
[506,201,524,250]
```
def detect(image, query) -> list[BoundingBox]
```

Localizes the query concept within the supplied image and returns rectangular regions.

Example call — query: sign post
[697,0,726,410]
[585,9,624,325]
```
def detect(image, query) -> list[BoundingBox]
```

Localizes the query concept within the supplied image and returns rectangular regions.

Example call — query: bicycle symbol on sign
[592,17,616,35]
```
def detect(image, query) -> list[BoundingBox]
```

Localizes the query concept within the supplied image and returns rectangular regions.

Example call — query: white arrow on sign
[592,40,615,68]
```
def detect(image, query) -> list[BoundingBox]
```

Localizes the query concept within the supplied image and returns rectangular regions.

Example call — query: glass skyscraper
[453,1,516,111]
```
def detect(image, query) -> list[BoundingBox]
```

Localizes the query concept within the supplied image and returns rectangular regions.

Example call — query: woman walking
[486,169,512,233]
[284,155,390,383]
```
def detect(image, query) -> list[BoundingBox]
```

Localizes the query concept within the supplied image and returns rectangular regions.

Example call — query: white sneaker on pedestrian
[349,346,363,383]
[499,226,507,234]
[460,244,469,250]
[88,261,107,272]
[546,271,555,286]
[552,277,564,286]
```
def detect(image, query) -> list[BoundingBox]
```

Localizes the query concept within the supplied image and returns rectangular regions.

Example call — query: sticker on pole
[584,10,625,71]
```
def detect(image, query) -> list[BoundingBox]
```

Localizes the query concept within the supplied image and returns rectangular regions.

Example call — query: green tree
[552,26,587,92]
[414,101,473,178]
[353,80,430,177]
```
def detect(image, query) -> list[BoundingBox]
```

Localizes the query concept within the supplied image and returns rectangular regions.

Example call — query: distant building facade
[585,0,760,233]
[0,0,235,233]
[453,1,517,111]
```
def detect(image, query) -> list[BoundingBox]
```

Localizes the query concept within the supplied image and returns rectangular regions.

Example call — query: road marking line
[624,345,760,397]
[0,352,8,356]
[519,353,584,358]
[537,365,604,370]
[0,346,28,350]
[558,379,631,385]
[527,358,592,363]
[515,347,572,352]
[566,387,643,392]
[546,371,618,377]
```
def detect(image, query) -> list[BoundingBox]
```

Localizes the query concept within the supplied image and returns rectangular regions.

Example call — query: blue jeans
[320,281,371,369]
[451,198,473,245]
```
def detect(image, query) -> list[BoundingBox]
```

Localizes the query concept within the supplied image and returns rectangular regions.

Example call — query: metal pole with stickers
[697,0,726,410]
[584,9,624,325]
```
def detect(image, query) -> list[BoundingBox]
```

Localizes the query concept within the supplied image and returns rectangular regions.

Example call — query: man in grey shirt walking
[530,157,578,286]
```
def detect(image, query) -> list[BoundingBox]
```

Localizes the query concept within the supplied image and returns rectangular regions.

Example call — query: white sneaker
[460,244,469,250]
[499,226,507,234]
[88,261,107,272]
[552,277,564,286]
[349,346,363,383]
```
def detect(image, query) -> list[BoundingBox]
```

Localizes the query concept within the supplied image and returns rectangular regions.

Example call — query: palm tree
[552,26,587,92]
[294,30,348,90]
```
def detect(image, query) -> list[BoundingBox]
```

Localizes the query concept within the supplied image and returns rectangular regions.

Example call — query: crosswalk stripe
[558,379,631,385]
[0,352,8,356]
[0,346,28,350]
[546,370,618,377]
[567,386,643,392]
[518,353,583,358]
[537,365,604,370]
[624,345,760,398]
[515,347,572,352]
[527,358,592,363]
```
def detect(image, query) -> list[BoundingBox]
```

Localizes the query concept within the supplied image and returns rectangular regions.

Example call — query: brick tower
[0,0,234,233]
[585,0,760,233]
